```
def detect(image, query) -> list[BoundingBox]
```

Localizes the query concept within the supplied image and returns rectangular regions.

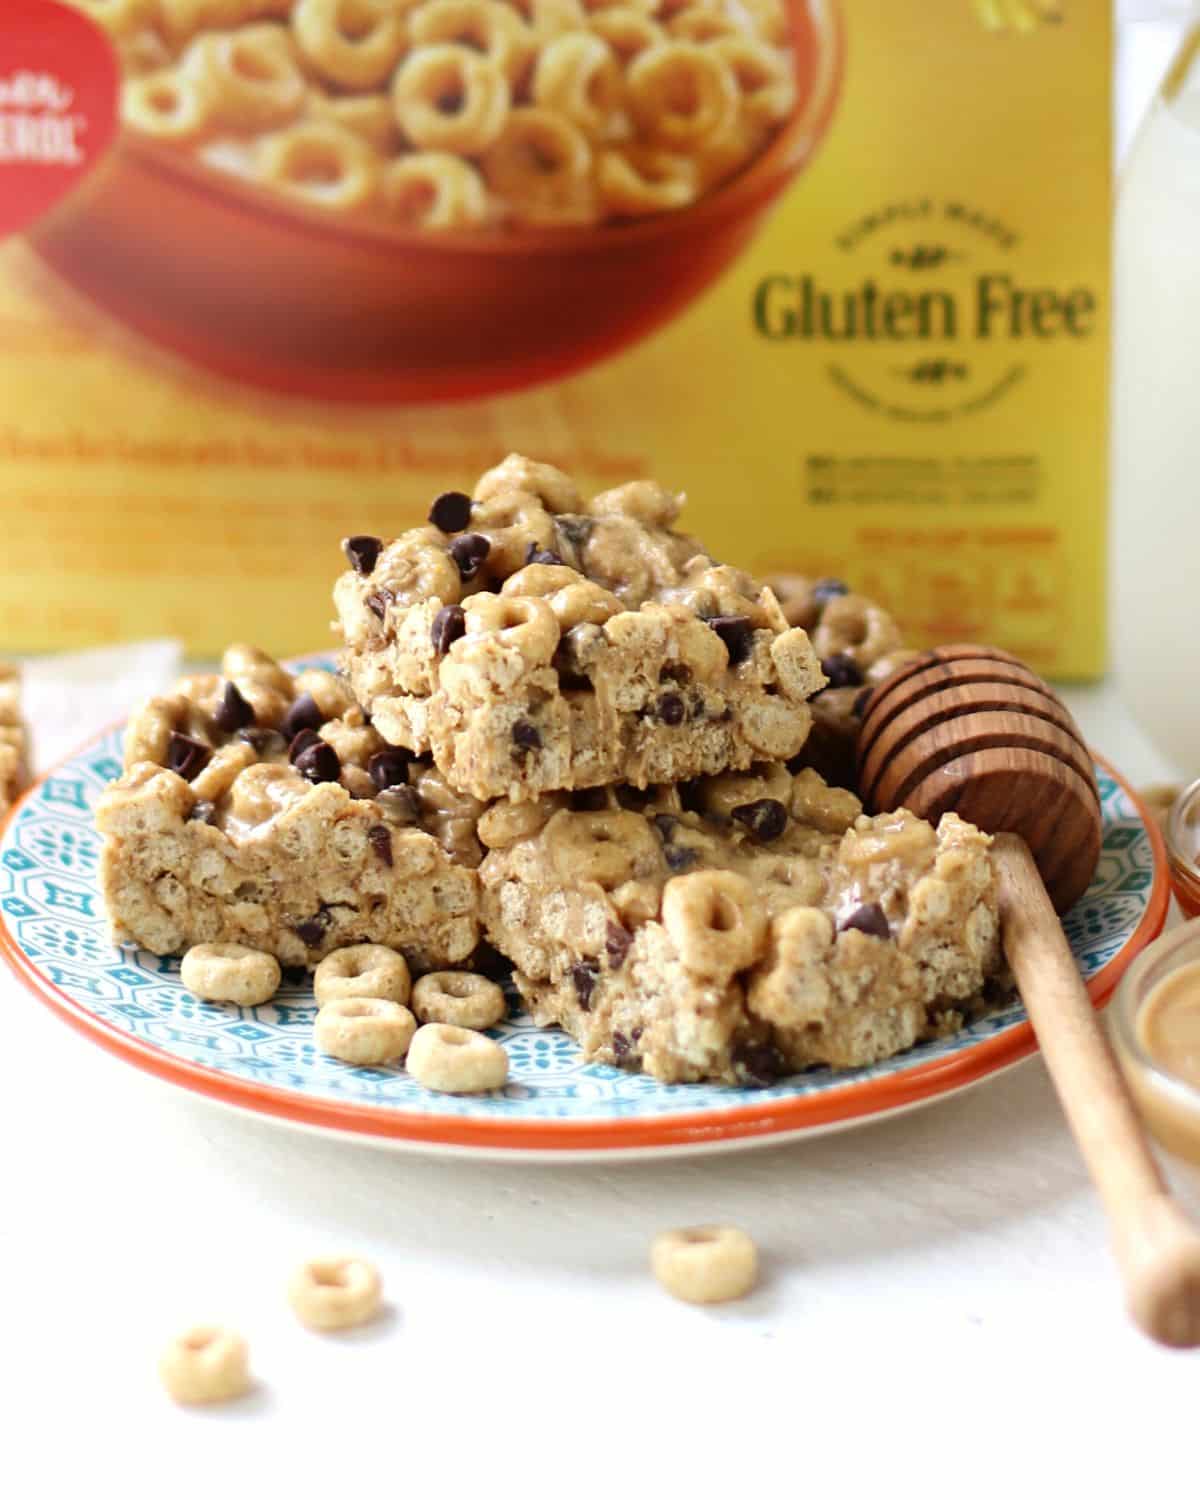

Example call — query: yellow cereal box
[0,0,1109,675]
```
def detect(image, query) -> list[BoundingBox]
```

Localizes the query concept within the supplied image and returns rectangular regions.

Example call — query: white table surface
[3,15,1198,1500]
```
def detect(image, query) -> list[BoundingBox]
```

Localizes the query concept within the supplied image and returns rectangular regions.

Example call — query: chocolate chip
[368,747,412,790]
[707,613,754,666]
[812,578,849,608]
[281,691,324,742]
[366,588,395,621]
[429,490,472,533]
[512,720,541,752]
[212,680,255,734]
[657,692,685,726]
[820,654,863,691]
[732,1040,788,1088]
[525,541,563,567]
[612,1030,630,1060]
[630,1026,643,1043]
[294,740,341,785]
[554,514,594,552]
[605,921,632,970]
[664,845,698,872]
[731,798,788,842]
[288,728,322,763]
[368,824,393,867]
[571,962,598,1011]
[852,687,873,719]
[166,732,211,782]
[294,908,331,947]
[188,799,216,825]
[840,902,891,940]
[343,535,382,575]
[238,727,285,756]
[449,532,490,581]
[376,785,421,824]
[652,813,678,841]
[431,604,466,655]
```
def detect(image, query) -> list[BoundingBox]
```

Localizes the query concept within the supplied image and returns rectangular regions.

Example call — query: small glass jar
[1110,922,1200,1203]
[1165,778,1200,918]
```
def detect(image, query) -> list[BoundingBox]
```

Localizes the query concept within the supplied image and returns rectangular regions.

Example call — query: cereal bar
[768,574,921,790]
[0,664,28,822]
[335,455,826,803]
[95,647,479,968]
[478,765,1001,1084]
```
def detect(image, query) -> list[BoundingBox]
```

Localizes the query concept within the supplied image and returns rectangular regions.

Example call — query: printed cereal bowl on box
[34,0,843,402]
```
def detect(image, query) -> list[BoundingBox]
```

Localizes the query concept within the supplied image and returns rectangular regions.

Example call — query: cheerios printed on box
[0,0,1108,677]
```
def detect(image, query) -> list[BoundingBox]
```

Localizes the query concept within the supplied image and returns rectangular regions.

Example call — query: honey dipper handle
[993,833,1200,1349]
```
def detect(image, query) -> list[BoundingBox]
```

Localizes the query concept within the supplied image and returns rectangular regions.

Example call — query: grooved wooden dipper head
[856,644,1101,914]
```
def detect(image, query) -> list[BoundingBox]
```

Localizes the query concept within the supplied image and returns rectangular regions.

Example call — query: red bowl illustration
[29,0,843,405]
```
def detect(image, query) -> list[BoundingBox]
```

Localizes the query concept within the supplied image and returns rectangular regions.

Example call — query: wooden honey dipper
[858,644,1200,1348]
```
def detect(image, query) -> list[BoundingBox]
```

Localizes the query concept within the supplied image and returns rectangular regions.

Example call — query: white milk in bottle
[1114,20,1200,775]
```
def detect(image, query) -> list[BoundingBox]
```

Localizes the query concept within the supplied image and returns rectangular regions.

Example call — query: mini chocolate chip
[188,799,217,825]
[732,1040,788,1088]
[294,740,341,785]
[731,798,788,842]
[294,908,331,946]
[429,490,472,533]
[212,680,254,734]
[525,541,564,567]
[605,921,632,970]
[281,692,324,742]
[376,785,421,824]
[812,578,849,608]
[630,1026,643,1043]
[664,845,698,872]
[368,824,393,867]
[657,692,685,726]
[707,613,754,666]
[238,727,285,756]
[554,514,594,552]
[652,813,678,841]
[431,603,466,654]
[288,728,322,764]
[343,535,382,575]
[840,902,891,940]
[820,653,863,691]
[368,748,412,790]
[449,532,490,581]
[852,687,873,719]
[512,720,541,752]
[166,732,211,782]
[612,1030,630,1060]
[571,962,598,1011]
[366,588,394,621]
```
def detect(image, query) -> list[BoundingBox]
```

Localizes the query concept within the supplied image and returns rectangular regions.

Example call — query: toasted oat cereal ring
[181,26,307,133]
[627,41,738,149]
[407,1023,509,1093]
[181,943,281,1005]
[159,1326,251,1405]
[313,944,411,1007]
[288,1255,383,1331]
[588,7,663,63]
[660,869,766,980]
[710,35,795,126]
[294,0,407,90]
[410,0,535,84]
[473,453,580,513]
[314,998,417,1065]
[462,593,561,664]
[812,593,903,671]
[123,69,212,142]
[532,31,622,138]
[393,44,510,155]
[257,121,379,213]
[479,106,595,226]
[596,146,697,217]
[650,1225,758,1305]
[412,971,506,1030]
[381,152,491,229]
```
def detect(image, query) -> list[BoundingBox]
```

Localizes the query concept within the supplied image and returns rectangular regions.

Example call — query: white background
[2,14,1197,1500]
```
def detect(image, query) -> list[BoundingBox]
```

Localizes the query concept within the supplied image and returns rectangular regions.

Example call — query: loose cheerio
[0,0,1108,677]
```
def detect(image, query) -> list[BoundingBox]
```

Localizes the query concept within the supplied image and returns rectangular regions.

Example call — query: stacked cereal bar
[0,664,28,822]
[335,454,825,802]
[96,647,479,969]
[97,455,1002,1086]
[477,766,999,1084]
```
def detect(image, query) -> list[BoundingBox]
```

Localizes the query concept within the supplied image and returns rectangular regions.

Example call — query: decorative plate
[0,727,1169,1160]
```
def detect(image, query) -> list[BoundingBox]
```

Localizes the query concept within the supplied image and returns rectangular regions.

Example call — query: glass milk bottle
[1113,15,1200,776]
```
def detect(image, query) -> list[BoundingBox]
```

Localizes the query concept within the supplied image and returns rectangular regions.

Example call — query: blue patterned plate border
[0,721,1170,1158]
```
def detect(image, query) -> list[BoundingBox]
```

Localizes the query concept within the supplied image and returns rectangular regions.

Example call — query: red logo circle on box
[0,0,120,238]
